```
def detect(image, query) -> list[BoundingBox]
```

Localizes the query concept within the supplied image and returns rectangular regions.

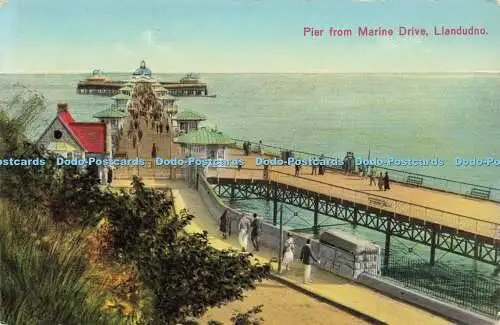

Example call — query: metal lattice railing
[231,138,500,203]
[382,258,500,317]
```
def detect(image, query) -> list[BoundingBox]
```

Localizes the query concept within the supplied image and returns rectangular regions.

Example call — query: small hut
[119,86,133,96]
[174,127,234,160]
[158,94,176,108]
[111,93,131,109]
[172,110,206,134]
[93,107,128,152]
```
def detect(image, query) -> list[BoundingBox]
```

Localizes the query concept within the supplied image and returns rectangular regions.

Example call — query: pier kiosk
[119,86,133,96]
[174,127,234,161]
[172,110,206,135]
[93,107,128,154]
[158,94,177,108]
[111,93,131,110]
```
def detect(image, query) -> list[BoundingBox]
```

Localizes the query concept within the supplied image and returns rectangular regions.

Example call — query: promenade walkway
[206,149,500,239]
[171,182,454,325]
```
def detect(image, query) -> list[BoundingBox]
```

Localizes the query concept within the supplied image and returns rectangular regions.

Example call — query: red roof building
[37,103,109,155]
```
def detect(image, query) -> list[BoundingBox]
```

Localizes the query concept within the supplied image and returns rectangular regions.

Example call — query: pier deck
[76,81,208,96]
[208,149,500,240]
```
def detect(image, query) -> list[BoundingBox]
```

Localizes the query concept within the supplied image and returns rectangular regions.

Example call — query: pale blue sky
[0,0,499,73]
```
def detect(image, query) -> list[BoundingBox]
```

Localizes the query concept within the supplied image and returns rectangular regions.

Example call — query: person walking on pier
[219,209,231,239]
[311,163,317,175]
[159,123,164,134]
[295,164,301,176]
[166,123,170,134]
[107,167,113,185]
[384,171,390,191]
[263,164,268,179]
[243,141,249,156]
[300,239,320,284]
[250,213,263,252]
[151,143,157,159]
[318,154,325,175]
[369,166,376,186]
[280,233,295,273]
[132,134,137,149]
[138,128,143,142]
[238,213,252,251]
[377,172,384,191]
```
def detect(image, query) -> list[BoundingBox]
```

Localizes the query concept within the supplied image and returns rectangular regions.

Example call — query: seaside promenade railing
[208,167,500,241]
[382,257,500,317]
[231,138,500,203]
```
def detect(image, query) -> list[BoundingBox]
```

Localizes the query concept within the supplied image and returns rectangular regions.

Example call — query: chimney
[57,103,68,113]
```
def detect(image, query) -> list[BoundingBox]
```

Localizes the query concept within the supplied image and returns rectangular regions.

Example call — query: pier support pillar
[272,183,278,226]
[230,181,235,201]
[352,205,358,229]
[313,193,319,236]
[384,215,392,268]
[430,224,437,266]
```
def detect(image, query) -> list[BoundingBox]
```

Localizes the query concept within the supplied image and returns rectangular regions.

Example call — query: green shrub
[0,202,121,325]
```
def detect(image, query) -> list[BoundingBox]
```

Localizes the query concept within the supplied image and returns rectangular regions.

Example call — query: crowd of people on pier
[125,83,171,158]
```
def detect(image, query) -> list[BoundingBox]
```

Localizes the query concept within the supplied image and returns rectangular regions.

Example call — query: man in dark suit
[300,239,320,284]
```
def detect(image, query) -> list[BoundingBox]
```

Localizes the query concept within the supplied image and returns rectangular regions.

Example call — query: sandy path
[197,279,369,325]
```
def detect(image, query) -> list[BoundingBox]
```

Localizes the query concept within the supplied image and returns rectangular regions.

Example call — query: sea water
[1,72,499,279]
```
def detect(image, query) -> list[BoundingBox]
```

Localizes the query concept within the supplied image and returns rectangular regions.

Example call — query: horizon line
[1,71,500,75]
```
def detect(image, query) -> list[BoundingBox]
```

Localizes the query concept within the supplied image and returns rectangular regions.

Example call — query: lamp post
[136,136,140,177]
[277,204,284,273]
[167,105,178,179]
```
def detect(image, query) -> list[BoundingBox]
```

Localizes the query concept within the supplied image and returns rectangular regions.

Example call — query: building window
[54,130,62,139]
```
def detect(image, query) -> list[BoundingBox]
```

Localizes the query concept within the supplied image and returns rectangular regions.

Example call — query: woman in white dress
[281,233,295,273]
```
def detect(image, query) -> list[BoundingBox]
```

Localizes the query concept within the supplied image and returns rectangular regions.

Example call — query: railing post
[195,168,199,190]
[384,215,392,268]
[430,224,437,266]
[273,182,278,226]
[230,180,235,201]
[313,193,319,236]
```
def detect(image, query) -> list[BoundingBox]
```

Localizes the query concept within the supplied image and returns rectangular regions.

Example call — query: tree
[106,177,271,324]
[0,85,47,157]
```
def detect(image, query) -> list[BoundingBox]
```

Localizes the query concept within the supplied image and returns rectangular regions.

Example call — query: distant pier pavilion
[76,60,209,97]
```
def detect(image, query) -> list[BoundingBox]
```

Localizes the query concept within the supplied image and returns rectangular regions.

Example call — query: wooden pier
[76,81,208,96]
[203,149,500,267]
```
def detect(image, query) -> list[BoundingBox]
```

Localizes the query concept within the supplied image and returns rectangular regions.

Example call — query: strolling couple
[238,213,263,251]
[280,234,320,285]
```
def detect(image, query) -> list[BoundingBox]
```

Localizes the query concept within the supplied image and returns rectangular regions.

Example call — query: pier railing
[231,138,500,203]
[208,167,500,241]
[383,257,500,317]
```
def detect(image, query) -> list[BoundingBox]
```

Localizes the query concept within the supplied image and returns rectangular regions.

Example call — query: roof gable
[36,116,84,151]
[69,122,106,153]
[93,107,128,118]
[173,110,206,121]
[174,127,233,145]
